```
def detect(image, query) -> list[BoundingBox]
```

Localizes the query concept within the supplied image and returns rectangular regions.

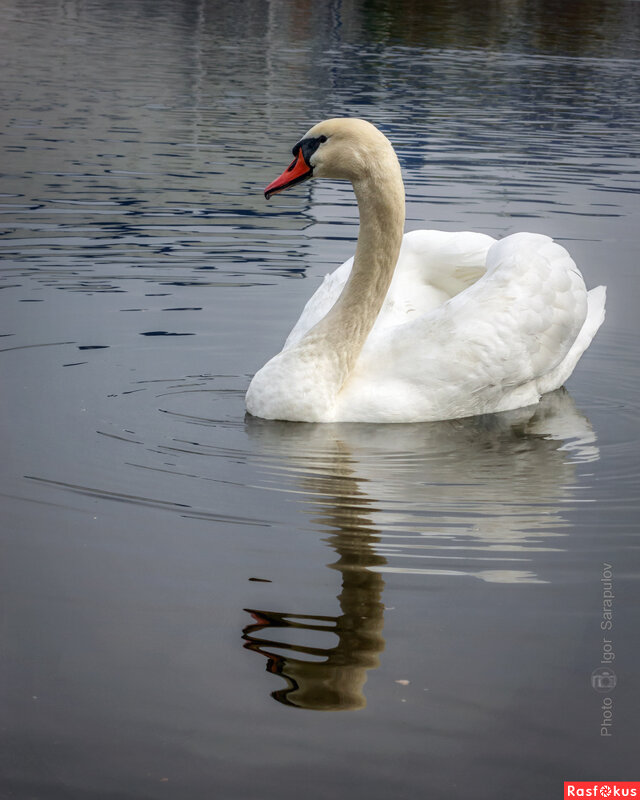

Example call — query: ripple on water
[245,389,607,584]
[71,375,606,586]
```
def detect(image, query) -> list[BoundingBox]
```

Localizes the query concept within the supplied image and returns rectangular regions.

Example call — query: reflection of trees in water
[356,0,638,57]
[242,389,599,710]
[164,0,640,195]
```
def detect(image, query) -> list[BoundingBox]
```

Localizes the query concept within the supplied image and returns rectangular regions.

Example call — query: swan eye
[292,134,328,165]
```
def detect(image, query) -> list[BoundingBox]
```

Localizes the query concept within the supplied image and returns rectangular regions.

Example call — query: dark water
[1,1,639,798]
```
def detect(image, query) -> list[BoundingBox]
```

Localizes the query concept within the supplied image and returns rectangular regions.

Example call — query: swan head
[264,118,398,199]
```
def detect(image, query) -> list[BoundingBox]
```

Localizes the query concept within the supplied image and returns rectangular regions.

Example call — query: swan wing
[369,229,495,333]
[535,283,606,395]
[284,229,495,348]
[339,233,596,421]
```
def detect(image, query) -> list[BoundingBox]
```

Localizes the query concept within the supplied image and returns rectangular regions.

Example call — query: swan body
[246,118,606,423]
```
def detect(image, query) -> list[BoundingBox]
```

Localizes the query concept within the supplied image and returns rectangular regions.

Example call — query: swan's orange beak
[264,148,313,200]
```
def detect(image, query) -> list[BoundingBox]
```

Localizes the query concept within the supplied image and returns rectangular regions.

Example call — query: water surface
[1,1,639,798]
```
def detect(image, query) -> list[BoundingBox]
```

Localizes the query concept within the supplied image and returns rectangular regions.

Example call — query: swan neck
[247,133,406,423]
[308,164,405,384]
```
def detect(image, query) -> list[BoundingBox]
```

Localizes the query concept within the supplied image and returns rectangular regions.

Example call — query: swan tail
[537,284,606,395]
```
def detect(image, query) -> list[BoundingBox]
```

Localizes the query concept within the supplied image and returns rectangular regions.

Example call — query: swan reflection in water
[242,389,599,710]
[243,444,386,710]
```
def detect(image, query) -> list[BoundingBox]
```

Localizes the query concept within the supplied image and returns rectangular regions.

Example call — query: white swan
[246,118,606,423]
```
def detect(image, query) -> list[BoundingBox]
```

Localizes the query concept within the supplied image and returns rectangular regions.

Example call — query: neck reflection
[243,443,386,711]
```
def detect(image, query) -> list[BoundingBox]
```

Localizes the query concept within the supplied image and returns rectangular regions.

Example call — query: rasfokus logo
[564,783,640,798]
